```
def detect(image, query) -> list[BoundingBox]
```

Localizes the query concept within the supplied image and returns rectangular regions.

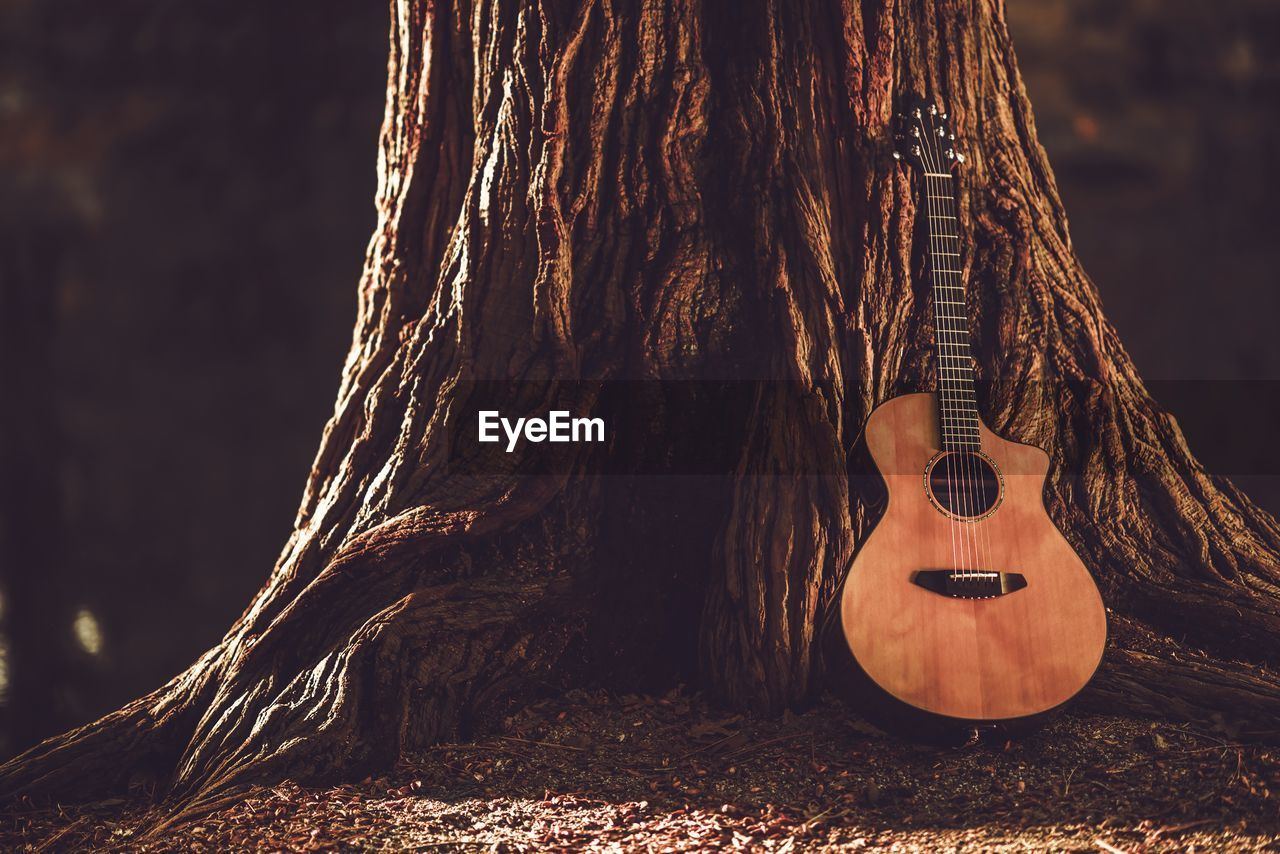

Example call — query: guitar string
[922,129,967,578]
[942,131,983,581]
[921,130,967,578]
[919,121,963,580]
[940,130,997,584]
[926,114,980,580]
[938,168,979,580]
[921,123,970,579]
[936,165,972,581]
[930,114,995,585]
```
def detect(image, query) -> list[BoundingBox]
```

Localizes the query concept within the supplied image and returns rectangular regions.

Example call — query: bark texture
[5,0,1280,809]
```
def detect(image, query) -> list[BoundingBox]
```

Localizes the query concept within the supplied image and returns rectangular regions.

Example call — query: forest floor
[4,688,1279,852]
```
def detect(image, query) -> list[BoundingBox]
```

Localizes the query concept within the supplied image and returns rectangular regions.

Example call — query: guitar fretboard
[922,172,979,451]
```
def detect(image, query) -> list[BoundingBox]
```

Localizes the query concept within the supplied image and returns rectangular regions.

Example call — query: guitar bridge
[911,570,1027,599]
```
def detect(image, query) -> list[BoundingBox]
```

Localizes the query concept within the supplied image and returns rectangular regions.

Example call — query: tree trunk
[6,0,1280,809]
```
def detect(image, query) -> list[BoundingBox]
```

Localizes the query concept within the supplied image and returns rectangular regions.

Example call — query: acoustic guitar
[834,100,1106,733]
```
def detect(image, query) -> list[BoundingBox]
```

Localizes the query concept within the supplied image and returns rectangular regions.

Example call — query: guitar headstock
[893,98,964,174]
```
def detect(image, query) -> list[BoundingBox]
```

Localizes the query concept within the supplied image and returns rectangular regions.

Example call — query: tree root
[1081,617,1280,741]
[0,662,205,802]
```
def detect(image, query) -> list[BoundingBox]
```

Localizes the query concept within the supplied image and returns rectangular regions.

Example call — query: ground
[4,689,1278,852]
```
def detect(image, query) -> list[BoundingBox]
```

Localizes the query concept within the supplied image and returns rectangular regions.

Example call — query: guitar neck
[921,171,980,451]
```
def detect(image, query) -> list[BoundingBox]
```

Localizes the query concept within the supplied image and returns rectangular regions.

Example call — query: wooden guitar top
[839,392,1106,722]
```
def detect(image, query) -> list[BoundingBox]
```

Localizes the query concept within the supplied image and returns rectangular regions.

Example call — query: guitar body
[838,392,1106,726]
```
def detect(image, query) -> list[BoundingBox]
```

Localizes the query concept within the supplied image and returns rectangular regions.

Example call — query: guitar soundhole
[925,451,1003,520]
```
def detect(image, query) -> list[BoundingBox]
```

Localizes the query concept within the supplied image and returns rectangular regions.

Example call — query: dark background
[0,0,1276,758]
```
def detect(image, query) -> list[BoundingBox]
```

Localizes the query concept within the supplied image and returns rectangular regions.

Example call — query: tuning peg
[913,108,922,119]
[911,127,921,137]
[955,152,966,163]
[928,104,938,115]
[940,112,949,120]
[948,133,955,140]
[937,127,946,136]
[892,151,901,160]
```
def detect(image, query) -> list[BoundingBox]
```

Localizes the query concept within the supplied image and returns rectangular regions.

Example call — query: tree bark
[6,0,1280,809]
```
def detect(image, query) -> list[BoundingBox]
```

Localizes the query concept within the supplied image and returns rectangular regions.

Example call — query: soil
[4,689,1278,852]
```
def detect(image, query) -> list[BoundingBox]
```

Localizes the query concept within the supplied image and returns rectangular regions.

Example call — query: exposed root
[1083,617,1280,740]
